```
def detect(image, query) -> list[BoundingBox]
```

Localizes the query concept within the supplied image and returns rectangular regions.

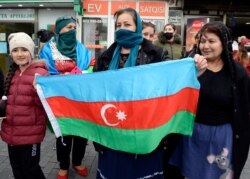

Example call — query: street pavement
[0,129,250,179]
[0,129,98,179]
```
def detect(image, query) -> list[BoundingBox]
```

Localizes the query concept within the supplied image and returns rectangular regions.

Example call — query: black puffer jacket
[94,39,165,72]
[230,60,250,179]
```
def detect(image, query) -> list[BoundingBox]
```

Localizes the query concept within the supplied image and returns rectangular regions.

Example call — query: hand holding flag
[36,58,200,154]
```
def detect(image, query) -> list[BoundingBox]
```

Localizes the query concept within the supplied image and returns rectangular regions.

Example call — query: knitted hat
[54,16,76,34]
[8,32,35,58]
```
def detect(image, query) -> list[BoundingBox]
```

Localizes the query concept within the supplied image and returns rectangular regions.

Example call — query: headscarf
[108,9,143,70]
[54,16,76,34]
[54,16,77,60]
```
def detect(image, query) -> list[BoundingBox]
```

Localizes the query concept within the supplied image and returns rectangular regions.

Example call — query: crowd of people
[0,7,250,179]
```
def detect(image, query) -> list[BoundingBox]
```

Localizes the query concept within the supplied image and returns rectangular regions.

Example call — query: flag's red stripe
[46,87,199,129]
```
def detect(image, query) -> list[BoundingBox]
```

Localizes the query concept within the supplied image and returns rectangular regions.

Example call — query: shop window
[82,17,108,60]
[0,22,34,74]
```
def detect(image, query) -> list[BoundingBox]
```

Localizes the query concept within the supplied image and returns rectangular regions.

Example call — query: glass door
[82,17,108,60]
[0,22,34,75]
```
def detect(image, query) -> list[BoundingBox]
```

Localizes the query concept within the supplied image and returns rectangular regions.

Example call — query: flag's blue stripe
[36,58,200,102]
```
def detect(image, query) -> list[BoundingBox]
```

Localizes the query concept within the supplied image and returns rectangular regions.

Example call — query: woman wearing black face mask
[154,23,183,60]
[154,23,185,179]
[93,8,166,179]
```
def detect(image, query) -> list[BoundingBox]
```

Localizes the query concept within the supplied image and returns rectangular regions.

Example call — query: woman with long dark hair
[169,21,250,179]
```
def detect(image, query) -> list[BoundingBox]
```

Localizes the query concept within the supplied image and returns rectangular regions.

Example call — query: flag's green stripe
[57,111,194,154]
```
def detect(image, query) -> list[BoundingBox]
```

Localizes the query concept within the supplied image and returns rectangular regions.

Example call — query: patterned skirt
[169,122,234,179]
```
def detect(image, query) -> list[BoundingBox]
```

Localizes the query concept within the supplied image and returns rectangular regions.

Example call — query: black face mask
[164,32,173,40]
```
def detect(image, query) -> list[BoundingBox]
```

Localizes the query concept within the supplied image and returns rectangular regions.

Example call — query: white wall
[38,9,76,30]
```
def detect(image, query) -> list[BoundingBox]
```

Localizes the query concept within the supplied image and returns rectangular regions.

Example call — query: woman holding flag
[94,8,207,179]
[169,22,250,179]
[0,32,48,179]
[39,16,93,179]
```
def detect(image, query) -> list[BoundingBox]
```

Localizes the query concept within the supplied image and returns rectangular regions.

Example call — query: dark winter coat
[1,60,48,145]
[230,60,250,179]
[94,39,165,71]
[154,32,183,60]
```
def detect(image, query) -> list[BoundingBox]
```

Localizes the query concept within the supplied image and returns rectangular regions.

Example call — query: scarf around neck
[54,29,77,60]
[108,11,143,70]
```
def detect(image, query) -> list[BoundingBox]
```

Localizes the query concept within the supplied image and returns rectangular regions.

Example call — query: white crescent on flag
[100,104,120,126]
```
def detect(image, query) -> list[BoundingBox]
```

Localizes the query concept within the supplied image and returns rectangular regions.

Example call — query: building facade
[0,0,183,73]
[78,0,183,59]
[0,0,74,74]
[0,0,250,73]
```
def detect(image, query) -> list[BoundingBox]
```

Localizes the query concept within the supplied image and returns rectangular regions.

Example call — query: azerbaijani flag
[36,57,200,154]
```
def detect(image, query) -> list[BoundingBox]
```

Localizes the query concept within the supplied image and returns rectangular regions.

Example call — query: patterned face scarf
[108,11,143,70]
[54,29,77,60]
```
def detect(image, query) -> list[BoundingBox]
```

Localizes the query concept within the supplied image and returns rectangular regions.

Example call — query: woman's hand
[194,54,207,76]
